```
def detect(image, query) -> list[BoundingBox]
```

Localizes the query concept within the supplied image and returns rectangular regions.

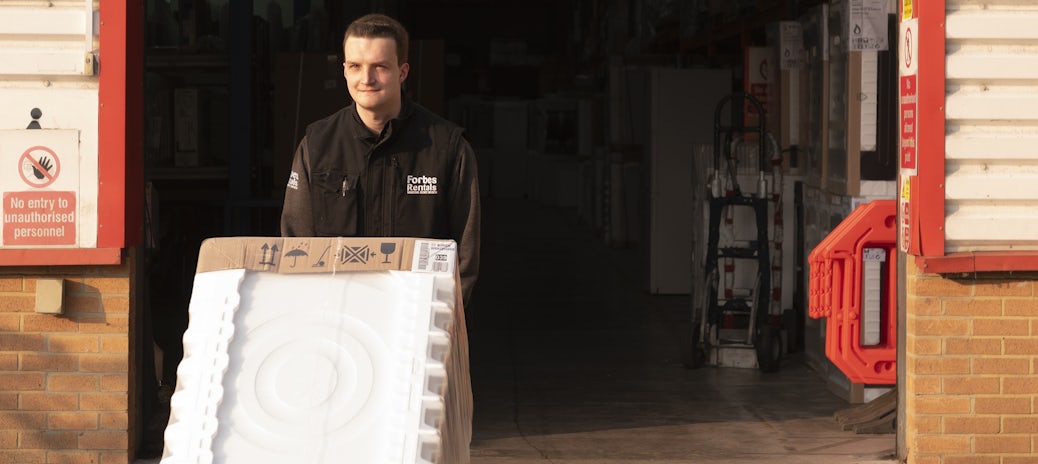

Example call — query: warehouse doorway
[134,0,895,461]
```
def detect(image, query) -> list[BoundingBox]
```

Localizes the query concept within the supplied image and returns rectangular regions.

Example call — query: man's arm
[448,136,481,309]
[280,138,316,237]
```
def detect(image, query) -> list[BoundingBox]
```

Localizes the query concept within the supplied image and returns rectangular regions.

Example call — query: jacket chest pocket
[311,169,359,236]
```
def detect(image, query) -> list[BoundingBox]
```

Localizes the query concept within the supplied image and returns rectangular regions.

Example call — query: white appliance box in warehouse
[161,237,472,464]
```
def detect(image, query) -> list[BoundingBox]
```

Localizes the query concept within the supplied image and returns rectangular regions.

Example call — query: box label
[412,240,456,274]
[849,0,889,51]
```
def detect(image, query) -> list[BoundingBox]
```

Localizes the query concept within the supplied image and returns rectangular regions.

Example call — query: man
[281,13,480,307]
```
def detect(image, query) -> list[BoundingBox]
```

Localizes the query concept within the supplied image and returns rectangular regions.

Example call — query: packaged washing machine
[160,237,471,464]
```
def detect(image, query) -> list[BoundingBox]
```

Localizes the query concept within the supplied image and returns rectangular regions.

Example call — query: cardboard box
[194,236,458,274]
[799,4,829,189]
[169,236,472,464]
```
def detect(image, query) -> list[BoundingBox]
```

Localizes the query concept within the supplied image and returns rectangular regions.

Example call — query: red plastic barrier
[808,200,896,385]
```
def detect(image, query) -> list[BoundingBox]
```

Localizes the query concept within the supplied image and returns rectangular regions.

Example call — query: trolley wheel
[755,325,782,373]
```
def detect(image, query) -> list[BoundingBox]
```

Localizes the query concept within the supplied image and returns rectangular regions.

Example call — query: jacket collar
[348,93,416,143]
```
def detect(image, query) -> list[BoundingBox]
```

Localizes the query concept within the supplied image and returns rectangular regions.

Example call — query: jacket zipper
[386,156,398,236]
[365,144,377,235]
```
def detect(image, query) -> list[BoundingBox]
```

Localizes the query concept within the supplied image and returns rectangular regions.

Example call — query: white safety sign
[1,130,80,247]
[849,0,889,51]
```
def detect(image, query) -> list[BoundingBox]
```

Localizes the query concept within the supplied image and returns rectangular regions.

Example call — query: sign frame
[897,0,1038,272]
[898,0,945,258]
[0,1,142,266]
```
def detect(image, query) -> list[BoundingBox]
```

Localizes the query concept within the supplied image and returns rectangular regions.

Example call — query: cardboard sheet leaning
[160,237,472,464]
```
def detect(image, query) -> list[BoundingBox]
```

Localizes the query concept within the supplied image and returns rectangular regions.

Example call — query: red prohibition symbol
[904,27,913,69]
[18,146,60,188]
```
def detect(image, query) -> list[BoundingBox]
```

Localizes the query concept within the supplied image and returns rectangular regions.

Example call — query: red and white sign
[18,146,60,188]
[1,129,82,248]
[3,191,76,245]
[900,18,920,176]
[898,17,921,253]
[900,76,917,172]
[746,47,771,116]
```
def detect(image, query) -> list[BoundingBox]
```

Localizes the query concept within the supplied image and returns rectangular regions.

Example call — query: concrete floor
[136,198,897,463]
[464,198,896,464]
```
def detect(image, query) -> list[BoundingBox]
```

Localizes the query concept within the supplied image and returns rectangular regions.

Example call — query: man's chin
[355,102,382,113]
[353,97,397,113]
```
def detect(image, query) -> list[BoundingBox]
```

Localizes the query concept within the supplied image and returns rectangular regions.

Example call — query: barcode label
[863,248,887,262]
[412,240,456,274]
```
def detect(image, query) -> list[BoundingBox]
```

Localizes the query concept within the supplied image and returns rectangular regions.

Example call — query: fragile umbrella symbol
[285,248,308,267]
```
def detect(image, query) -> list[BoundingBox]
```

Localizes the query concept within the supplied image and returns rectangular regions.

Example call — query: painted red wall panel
[900,0,945,258]
[0,0,142,266]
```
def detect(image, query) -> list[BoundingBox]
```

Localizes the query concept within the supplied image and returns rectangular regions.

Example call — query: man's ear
[400,62,410,83]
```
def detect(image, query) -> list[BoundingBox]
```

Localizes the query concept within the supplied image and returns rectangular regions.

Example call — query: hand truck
[687,93,782,372]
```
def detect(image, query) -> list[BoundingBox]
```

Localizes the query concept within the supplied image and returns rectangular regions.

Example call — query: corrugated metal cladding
[0,1,97,77]
[944,0,1038,252]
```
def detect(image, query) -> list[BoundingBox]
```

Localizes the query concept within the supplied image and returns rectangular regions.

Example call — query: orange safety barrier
[808,200,896,385]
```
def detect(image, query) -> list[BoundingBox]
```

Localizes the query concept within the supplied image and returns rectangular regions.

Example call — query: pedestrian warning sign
[3,191,76,245]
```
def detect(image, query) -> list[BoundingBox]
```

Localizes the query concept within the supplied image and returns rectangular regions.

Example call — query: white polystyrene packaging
[160,268,460,464]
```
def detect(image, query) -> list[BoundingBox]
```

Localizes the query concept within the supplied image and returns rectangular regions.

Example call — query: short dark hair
[343,14,409,65]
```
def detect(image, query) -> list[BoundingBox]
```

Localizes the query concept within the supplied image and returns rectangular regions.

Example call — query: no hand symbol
[18,146,60,188]
[904,27,913,69]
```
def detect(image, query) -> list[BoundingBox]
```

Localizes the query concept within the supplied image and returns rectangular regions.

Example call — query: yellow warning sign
[902,0,913,20]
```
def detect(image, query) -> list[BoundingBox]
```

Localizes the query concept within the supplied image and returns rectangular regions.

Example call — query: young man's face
[343,36,409,115]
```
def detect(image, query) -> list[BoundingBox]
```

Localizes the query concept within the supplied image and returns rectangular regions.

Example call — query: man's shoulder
[409,102,462,132]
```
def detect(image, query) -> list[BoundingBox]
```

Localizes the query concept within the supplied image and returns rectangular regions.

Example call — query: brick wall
[0,263,135,464]
[905,259,1038,463]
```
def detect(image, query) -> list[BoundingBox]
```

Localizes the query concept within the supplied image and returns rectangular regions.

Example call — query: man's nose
[363,66,377,83]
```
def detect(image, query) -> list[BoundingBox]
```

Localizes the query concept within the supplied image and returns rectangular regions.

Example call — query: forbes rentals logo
[406,175,438,195]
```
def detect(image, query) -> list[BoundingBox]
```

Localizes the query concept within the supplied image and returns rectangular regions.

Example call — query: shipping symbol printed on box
[197,237,457,276]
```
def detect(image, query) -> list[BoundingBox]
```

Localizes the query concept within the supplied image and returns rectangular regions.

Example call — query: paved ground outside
[136,198,898,463]
[466,198,897,463]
